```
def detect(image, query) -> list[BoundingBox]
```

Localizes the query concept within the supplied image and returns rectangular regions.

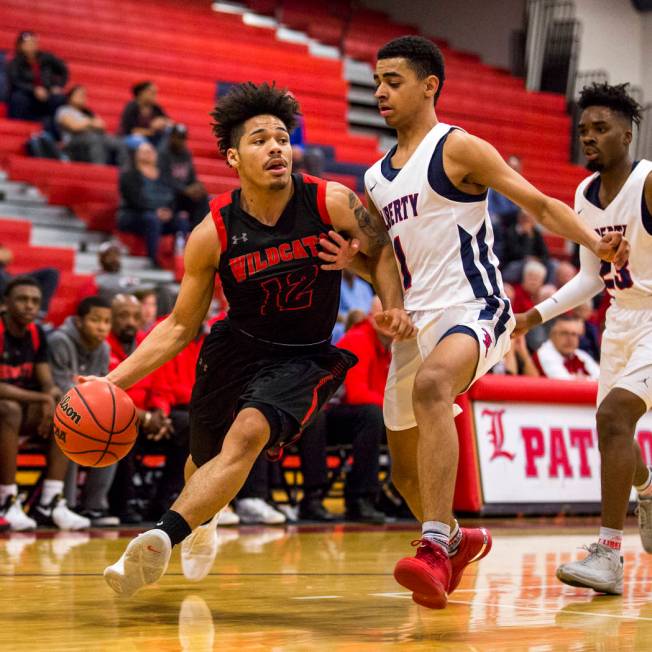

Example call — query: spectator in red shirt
[298,297,389,523]
[511,259,549,314]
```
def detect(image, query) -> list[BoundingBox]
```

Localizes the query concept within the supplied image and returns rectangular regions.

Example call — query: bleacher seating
[0,0,591,304]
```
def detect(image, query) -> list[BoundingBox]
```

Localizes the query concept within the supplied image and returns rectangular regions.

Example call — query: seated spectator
[555,260,578,288]
[493,334,540,376]
[511,259,548,314]
[48,296,119,526]
[500,211,550,283]
[158,124,209,229]
[290,112,325,177]
[117,142,190,266]
[105,294,183,522]
[7,31,67,122]
[299,297,388,523]
[93,240,146,300]
[488,154,522,229]
[134,287,159,332]
[120,81,172,148]
[332,269,374,342]
[573,301,601,362]
[0,276,89,531]
[534,314,600,380]
[0,243,59,316]
[55,85,126,165]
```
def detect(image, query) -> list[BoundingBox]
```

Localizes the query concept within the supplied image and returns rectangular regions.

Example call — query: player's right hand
[512,309,542,337]
[594,232,630,269]
[374,308,417,341]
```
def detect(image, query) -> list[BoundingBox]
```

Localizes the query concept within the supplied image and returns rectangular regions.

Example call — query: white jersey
[364,122,508,317]
[575,159,652,308]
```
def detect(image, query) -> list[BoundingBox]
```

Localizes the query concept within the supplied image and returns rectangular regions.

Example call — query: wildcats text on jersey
[228,234,322,283]
[380,193,419,229]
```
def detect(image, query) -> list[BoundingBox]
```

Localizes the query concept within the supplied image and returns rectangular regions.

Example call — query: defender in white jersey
[361,36,628,610]
[517,83,652,596]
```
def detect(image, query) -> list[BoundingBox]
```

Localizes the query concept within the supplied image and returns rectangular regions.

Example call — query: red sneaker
[394,538,452,609]
[0,516,9,533]
[448,527,492,594]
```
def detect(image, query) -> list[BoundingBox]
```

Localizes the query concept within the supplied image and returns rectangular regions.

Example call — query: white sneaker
[217,504,240,526]
[235,498,286,525]
[51,498,91,530]
[556,543,624,595]
[181,512,220,582]
[104,529,172,597]
[1,496,36,531]
[637,495,652,553]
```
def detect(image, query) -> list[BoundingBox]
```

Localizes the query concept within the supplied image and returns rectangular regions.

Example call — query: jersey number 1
[599,260,633,290]
[260,265,319,315]
[393,236,412,290]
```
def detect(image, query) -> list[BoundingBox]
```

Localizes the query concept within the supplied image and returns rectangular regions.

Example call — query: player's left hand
[374,308,417,341]
[318,230,360,270]
[594,232,630,269]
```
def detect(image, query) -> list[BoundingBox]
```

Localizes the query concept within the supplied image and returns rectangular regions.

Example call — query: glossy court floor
[2,522,652,651]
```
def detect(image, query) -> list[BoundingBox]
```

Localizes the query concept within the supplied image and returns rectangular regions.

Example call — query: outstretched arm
[106,216,219,390]
[325,182,415,339]
[444,130,629,267]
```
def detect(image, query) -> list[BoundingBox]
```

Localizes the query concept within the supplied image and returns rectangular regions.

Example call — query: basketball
[53,380,138,468]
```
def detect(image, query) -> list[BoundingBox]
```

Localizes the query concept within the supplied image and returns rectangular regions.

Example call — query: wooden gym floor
[1,520,651,651]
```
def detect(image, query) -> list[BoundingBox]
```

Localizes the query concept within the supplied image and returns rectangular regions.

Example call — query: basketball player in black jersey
[95,82,414,596]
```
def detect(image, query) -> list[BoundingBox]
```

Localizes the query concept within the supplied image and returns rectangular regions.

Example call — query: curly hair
[377,35,446,104]
[578,82,642,126]
[210,82,300,157]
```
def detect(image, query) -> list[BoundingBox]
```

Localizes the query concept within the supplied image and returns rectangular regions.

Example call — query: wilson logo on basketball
[53,424,66,443]
[58,395,82,425]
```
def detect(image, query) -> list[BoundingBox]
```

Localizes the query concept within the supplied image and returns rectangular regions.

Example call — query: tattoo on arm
[348,191,389,250]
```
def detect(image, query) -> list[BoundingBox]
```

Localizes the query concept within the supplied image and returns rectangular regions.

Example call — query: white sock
[422,520,450,554]
[449,521,463,556]
[636,467,652,496]
[40,479,64,506]
[598,526,623,553]
[0,484,17,504]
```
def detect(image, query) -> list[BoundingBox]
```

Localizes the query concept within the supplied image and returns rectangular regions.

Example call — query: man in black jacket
[7,31,68,122]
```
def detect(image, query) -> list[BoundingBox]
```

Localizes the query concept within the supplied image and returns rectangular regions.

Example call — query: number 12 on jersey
[393,235,412,290]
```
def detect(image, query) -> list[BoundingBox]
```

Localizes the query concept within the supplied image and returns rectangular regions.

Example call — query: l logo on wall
[474,401,652,504]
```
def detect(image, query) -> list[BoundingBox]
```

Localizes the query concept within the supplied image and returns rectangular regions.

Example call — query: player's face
[373,58,438,129]
[5,285,41,325]
[228,115,292,191]
[578,106,632,172]
[77,307,111,348]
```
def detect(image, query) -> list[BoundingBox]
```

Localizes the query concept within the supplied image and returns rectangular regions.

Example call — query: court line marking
[293,595,342,600]
[448,599,652,622]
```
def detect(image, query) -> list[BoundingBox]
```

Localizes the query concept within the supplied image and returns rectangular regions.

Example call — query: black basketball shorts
[189,319,357,467]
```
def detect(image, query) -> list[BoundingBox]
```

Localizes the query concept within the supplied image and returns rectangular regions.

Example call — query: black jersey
[210,174,340,346]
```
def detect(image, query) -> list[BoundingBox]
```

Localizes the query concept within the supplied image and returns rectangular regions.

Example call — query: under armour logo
[232,233,248,245]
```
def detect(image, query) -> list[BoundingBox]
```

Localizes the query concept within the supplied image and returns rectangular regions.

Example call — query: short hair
[77,295,111,318]
[3,275,41,298]
[550,313,582,330]
[209,82,299,157]
[132,81,153,98]
[578,82,642,126]
[522,259,547,278]
[377,35,446,104]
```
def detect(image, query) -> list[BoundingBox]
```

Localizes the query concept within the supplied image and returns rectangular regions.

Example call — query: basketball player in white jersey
[361,36,628,610]
[516,82,652,595]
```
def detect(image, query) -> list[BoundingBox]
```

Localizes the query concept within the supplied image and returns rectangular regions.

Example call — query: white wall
[641,12,652,101]
[360,0,526,70]
[574,0,642,89]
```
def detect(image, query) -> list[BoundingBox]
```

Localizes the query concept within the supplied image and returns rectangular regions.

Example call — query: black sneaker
[80,510,120,527]
[31,495,91,530]
[345,497,386,524]
[299,498,336,522]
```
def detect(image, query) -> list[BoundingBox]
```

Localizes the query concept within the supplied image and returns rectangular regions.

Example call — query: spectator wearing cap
[94,241,142,299]
[158,124,209,229]
[119,81,172,149]
[55,85,126,165]
[7,31,68,122]
[117,141,190,266]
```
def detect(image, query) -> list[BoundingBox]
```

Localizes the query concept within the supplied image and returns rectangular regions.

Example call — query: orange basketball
[53,380,138,468]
